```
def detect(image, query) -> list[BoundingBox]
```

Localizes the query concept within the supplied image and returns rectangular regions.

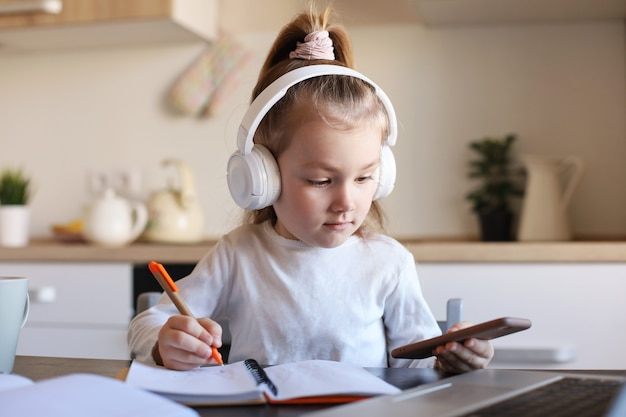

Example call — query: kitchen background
[1,0,625,241]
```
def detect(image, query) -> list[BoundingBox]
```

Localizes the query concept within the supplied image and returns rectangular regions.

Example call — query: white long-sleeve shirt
[128,221,440,368]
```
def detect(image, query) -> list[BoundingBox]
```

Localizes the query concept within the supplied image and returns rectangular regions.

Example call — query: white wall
[0,20,624,240]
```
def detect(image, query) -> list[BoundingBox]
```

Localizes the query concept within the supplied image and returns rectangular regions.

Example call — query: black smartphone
[391,317,532,359]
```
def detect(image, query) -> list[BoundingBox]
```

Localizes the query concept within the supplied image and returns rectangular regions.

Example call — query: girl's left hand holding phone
[434,321,495,373]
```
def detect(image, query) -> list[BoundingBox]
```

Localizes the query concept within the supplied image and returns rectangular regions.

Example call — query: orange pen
[148,261,224,366]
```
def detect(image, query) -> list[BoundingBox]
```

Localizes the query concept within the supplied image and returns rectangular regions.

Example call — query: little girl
[128,6,494,373]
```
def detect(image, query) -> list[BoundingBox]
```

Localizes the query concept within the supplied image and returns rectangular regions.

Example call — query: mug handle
[21,291,30,328]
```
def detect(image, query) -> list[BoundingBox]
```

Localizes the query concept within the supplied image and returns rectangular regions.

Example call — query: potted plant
[0,168,32,247]
[466,134,523,241]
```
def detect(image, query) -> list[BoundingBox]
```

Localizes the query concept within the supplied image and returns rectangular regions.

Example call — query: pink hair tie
[289,30,335,61]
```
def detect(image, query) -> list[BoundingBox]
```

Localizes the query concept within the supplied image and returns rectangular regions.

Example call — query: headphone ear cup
[373,145,396,200]
[227,144,281,210]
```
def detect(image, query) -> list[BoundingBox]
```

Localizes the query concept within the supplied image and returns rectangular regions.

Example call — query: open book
[0,373,197,417]
[125,359,401,406]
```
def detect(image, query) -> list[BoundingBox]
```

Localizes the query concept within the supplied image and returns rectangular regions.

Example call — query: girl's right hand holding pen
[155,315,223,370]
[147,261,225,370]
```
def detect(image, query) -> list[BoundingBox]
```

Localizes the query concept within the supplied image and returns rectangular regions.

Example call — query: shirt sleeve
[383,254,441,368]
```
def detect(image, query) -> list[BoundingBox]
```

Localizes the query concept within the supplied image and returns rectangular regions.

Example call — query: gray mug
[0,277,29,374]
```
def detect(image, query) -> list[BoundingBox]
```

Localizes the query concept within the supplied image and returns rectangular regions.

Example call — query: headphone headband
[237,64,398,155]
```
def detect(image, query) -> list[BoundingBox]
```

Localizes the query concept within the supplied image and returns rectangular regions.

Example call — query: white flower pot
[0,206,30,247]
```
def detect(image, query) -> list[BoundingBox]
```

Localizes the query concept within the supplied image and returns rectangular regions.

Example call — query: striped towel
[169,32,251,117]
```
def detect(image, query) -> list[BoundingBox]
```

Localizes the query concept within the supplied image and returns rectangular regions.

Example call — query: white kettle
[143,159,205,243]
[83,188,148,246]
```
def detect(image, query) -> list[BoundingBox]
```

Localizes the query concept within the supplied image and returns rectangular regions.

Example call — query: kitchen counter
[1,238,625,263]
[0,239,213,264]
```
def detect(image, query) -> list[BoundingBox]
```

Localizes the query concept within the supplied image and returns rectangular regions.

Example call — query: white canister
[0,206,30,247]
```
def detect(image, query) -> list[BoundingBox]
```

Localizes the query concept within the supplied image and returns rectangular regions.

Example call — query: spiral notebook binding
[243,359,278,396]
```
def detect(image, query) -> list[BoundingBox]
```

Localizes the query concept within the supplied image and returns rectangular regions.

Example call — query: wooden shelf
[0,0,217,51]
[1,239,625,264]
[0,238,213,263]
[405,241,626,263]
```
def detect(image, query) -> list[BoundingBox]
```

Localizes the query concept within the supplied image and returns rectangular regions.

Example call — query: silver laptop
[304,369,626,417]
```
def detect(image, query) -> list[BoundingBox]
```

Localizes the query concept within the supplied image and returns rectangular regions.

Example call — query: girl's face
[273,117,382,248]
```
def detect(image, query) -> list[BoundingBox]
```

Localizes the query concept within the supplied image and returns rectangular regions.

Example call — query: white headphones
[227,64,398,210]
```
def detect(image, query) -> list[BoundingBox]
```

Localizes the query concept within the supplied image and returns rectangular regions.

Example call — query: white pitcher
[517,154,585,241]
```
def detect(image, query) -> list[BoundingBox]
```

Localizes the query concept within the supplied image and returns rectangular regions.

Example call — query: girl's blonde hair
[243,6,389,235]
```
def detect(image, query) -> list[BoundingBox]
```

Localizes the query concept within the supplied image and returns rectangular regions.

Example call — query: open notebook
[125,359,400,406]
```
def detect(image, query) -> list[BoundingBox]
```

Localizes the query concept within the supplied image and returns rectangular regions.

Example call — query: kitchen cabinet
[221,0,626,32]
[0,262,134,360]
[410,0,626,26]
[417,262,626,370]
[0,0,217,51]
[0,0,622,49]
[3,241,626,362]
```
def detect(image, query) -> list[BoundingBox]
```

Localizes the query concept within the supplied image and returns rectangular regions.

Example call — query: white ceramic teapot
[143,159,205,243]
[83,188,148,246]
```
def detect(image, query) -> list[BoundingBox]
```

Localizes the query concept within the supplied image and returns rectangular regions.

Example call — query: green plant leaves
[0,169,31,205]
[465,134,523,214]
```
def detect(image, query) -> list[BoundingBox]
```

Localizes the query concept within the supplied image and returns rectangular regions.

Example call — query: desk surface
[13,356,446,417]
[15,356,626,417]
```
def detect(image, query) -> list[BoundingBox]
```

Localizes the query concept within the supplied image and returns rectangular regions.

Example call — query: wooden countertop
[1,238,625,263]
[404,241,626,263]
[0,239,214,263]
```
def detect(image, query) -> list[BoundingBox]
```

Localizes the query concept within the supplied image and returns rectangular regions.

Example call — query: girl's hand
[155,315,223,370]
[434,321,495,374]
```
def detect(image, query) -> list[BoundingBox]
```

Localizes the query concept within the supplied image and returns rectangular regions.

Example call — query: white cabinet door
[416,263,626,370]
[0,262,132,360]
